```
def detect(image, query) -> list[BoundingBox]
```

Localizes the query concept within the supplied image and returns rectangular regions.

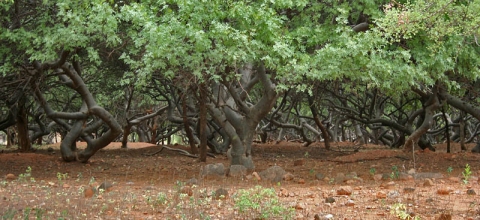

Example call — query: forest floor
[1,141,480,220]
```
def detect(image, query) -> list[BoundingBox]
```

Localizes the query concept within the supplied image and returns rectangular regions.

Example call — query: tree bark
[404,91,441,151]
[198,83,208,162]
[307,95,331,149]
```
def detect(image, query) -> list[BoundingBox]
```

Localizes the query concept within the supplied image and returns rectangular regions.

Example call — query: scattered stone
[294,202,306,210]
[201,163,225,178]
[407,168,416,175]
[47,147,54,153]
[376,191,387,199]
[293,159,305,166]
[387,190,400,198]
[381,181,396,189]
[437,188,451,195]
[259,166,286,182]
[404,187,415,193]
[325,197,336,203]
[345,199,355,207]
[466,189,476,195]
[98,182,114,192]
[315,173,325,180]
[213,188,228,200]
[62,183,70,189]
[437,213,452,220]
[278,188,288,197]
[5,174,15,180]
[336,186,353,196]
[186,178,198,186]
[324,214,334,219]
[180,186,193,196]
[227,165,247,177]
[423,178,434,187]
[84,187,95,198]
[296,178,305,184]
[373,174,383,181]
[283,173,294,181]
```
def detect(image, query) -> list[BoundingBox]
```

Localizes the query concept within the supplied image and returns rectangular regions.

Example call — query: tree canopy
[1,0,479,163]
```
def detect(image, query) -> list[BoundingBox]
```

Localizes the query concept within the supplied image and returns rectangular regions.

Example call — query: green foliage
[18,166,33,183]
[446,166,453,176]
[390,203,420,220]
[390,165,400,180]
[462,164,472,184]
[233,185,294,219]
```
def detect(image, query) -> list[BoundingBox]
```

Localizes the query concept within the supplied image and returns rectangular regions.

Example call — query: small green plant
[369,168,376,176]
[23,207,31,220]
[462,164,472,184]
[390,203,420,220]
[233,185,294,219]
[35,208,45,220]
[56,172,68,184]
[2,208,16,220]
[18,166,33,182]
[446,166,453,176]
[390,165,400,180]
[304,151,310,158]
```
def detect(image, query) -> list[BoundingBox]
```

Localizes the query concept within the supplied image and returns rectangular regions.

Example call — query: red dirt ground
[1,141,480,219]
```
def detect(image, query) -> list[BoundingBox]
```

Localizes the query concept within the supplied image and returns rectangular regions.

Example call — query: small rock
[324,214,334,219]
[376,191,387,199]
[213,188,228,199]
[62,184,70,189]
[5,174,15,180]
[47,147,54,153]
[404,187,415,193]
[423,178,434,187]
[293,159,305,166]
[336,186,353,196]
[407,168,416,175]
[84,187,95,198]
[387,190,400,198]
[278,188,288,197]
[180,186,193,196]
[259,166,286,182]
[315,173,325,180]
[373,174,383,181]
[227,165,247,177]
[325,197,335,203]
[296,178,305,184]
[283,173,295,181]
[201,163,225,178]
[294,202,306,210]
[345,199,355,207]
[437,188,451,195]
[466,189,476,195]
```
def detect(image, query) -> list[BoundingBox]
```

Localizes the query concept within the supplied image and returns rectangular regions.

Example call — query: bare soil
[1,141,480,219]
